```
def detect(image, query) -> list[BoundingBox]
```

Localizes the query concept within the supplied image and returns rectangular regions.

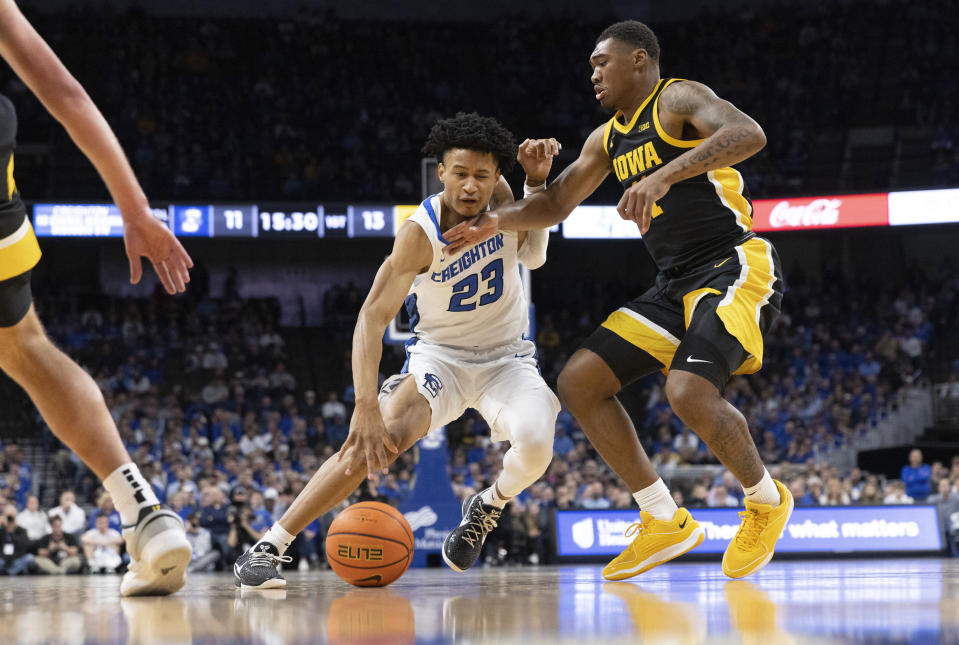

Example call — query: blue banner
[398,427,462,567]
[33,204,126,237]
[556,505,943,557]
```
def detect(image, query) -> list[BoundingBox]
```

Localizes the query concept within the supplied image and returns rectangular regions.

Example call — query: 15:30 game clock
[257,206,325,237]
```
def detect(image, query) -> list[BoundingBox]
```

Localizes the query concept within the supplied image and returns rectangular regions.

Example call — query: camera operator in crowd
[0,504,35,575]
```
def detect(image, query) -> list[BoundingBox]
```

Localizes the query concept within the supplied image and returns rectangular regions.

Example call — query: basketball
[325,502,414,587]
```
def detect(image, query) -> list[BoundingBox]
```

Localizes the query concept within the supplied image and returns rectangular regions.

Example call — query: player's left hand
[517,138,562,185]
[123,210,194,294]
[617,171,672,234]
[443,210,500,256]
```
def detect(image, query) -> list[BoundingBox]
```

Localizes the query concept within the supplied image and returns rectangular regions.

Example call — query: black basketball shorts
[582,236,783,392]
[0,210,41,327]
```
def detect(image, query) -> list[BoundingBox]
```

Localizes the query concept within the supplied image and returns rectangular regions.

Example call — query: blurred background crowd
[2,0,956,205]
[0,249,956,574]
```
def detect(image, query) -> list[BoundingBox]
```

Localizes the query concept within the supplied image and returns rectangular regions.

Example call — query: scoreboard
[32,202,411,239]
[29,187,959,239]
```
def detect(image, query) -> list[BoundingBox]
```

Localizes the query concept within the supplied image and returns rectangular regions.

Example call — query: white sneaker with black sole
[120,504,192,597]
[442,490,501,572]
[234,542,292,589]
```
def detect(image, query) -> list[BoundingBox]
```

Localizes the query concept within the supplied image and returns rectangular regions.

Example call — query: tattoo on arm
[659,82,707,116]
[658,82,765,183]
[671,124,758,175]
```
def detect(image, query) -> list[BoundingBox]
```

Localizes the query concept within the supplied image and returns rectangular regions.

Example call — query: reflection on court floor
[0,559,955,643]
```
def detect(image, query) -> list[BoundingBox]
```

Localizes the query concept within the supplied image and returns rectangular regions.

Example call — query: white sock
[481,484,509,509]
[632,478,678,521]
[259,523,296,556]
[103,463,160,526]
[743,468,781,506]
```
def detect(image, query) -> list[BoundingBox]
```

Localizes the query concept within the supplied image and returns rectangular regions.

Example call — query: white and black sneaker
[120,504,192,597]
[233,542,292,589]
[442,490,501,572]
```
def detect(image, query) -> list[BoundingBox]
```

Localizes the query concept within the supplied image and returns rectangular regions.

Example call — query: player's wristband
[523,181,546,197]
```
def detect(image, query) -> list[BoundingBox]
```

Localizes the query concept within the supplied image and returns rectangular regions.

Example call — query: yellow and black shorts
[582,236,783,392]
[0,209,41,327]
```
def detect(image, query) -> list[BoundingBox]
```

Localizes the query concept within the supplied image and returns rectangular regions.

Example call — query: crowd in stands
[1,0,953,204]
[0,249,953,571]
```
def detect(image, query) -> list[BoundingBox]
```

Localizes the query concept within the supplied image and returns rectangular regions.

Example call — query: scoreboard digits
[349,205,391,238]
[213,205,257,237]
[33,203,405,239]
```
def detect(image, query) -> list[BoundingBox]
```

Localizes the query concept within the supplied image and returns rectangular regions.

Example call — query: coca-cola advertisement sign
[752,193,888,232]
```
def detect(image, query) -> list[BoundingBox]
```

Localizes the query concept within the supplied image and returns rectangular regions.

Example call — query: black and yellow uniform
[583,78,783,390]
[0,94,42,326]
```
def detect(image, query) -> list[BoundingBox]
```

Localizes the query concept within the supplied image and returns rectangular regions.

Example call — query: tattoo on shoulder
[660,83,707,115]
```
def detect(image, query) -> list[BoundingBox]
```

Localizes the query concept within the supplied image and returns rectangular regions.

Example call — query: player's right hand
[517,137,562,185]
[123,209,194,294]
[443,211,499,256]
[340,403,399,478]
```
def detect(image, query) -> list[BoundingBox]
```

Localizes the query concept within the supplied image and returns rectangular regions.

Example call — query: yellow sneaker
[722,479,794,579]
[602,508,704,581]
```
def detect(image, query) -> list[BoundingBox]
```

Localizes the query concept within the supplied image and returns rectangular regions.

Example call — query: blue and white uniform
[380,194,559,497]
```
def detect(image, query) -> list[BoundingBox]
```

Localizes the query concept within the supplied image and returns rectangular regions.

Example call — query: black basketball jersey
[0,94,26,232]
[603,77,754,271]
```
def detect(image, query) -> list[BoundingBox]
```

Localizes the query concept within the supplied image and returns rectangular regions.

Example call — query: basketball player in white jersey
[233,112,561,588]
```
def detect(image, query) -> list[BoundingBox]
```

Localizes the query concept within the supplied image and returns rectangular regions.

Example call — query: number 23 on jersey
[448,259,503,312]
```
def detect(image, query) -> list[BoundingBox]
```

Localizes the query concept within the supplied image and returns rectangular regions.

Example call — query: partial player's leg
[558,346,660,492]
[667,237,791,578]
[443,351,560,572]
[558,298,704,580]
[233,373,433,589]
[0,287,189,596]
[667,329,791,579]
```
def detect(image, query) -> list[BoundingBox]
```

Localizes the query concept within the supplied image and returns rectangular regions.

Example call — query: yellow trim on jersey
[602,118,614,158]
[601,307,680,370]
[707,167,752,232]
[653,79,706,149]
[682,287,721,329]
[6,154,15,200]
[0,217,42,281]
[611,79,664,135]
[715,238,776,375]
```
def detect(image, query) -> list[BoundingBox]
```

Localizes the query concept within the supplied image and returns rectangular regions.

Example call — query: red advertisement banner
[751,193,889,232]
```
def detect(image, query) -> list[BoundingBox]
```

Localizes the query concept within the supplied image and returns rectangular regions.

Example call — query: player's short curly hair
[597,20,660,61]
[422,112,517,174]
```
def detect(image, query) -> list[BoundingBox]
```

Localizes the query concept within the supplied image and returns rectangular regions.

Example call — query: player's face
[590,38,638,112]
[437,149,500,217]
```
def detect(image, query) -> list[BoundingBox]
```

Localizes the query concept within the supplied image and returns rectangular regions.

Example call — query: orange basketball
[325,501,414,587]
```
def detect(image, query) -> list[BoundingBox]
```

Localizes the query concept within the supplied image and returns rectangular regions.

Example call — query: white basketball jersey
[403,195,528,349]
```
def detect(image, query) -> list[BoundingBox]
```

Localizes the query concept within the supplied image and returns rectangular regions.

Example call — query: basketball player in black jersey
[0,0,192,594]
[445,20,793,580]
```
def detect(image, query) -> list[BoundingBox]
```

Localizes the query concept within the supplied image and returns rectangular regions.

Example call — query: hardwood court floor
[0,558,956,644]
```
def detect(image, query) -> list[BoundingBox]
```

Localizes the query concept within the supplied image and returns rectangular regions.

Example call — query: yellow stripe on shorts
[715,237,776,375]
[682,287,721,330]
[601,308,680,370]
[0,217,42,281]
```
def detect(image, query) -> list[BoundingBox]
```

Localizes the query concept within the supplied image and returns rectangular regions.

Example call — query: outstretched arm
[444,127,610,254]
[617,81,766,232]
[341,222,432,477]
[0,0,192,293]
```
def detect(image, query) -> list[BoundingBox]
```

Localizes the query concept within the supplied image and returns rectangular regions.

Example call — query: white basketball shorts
[379,338,560,443]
